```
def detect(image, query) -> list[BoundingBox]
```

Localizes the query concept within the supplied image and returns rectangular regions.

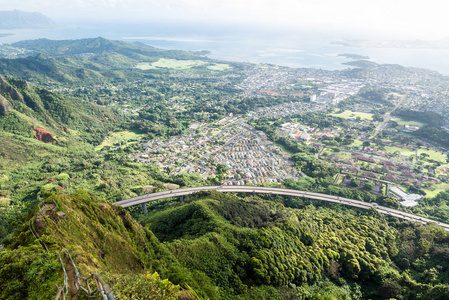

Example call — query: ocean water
[1,21,449,75]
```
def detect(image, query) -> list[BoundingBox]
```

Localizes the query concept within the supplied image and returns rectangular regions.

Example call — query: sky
[1,0,448,39]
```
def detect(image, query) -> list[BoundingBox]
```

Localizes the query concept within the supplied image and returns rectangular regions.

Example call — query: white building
[300,133,311,142]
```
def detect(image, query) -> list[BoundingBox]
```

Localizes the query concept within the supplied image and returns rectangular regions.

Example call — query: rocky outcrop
[34,213,45,235]
[0,75,24,104]
[0,94,13,116]
[34,127,56,143]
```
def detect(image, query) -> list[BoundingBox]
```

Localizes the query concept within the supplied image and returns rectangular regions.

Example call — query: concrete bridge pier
[141,203,147,214]
[180,195,184,202]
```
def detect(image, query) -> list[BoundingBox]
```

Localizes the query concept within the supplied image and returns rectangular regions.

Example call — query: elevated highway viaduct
[115,185,449,232]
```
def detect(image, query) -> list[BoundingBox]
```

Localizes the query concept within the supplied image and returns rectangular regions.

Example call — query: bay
[0,21,448,75]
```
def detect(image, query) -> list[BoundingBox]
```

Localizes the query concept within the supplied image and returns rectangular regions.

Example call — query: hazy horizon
[1,0,448,40]
[2,2,449,75]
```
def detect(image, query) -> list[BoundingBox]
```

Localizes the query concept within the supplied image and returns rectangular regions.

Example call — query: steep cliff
[0,94,12,116]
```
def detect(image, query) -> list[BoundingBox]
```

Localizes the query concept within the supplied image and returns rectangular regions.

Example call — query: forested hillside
[0,74,123,240]
[12,37,201,59]
[2,190,449,299]
[0,37,208,86]
[0,191,199,299]
[0,74,209,242]
[0,74,117,138]
[137,191,449,299]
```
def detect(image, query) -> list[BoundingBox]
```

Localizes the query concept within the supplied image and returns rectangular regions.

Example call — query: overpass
[115,185,449,231]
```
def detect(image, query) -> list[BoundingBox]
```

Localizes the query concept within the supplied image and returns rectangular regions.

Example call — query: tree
[346,258,361,278]
[215,164,229,175]
[380,281,402,299]
[350,178,360,187]
[327,261,341,279]
[420,153,430,159]
[215,164,229,183]
[363,182,374,191]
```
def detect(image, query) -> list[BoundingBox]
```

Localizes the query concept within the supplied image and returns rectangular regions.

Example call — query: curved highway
[115,185,449,231]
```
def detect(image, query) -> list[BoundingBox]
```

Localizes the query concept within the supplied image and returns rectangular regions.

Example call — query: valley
[2,37,449,299]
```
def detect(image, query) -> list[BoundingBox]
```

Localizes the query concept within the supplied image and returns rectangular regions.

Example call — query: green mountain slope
[0,37,206,86]
[0,190,200,299]
[0,74,118,141]
[0,75,125,239]
[3,190,449,299]
[12,37,200,59]
[137,191,449,299]
[0,51,129,85]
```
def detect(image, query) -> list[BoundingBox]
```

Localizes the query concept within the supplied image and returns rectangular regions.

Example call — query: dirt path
[62,257,78,300]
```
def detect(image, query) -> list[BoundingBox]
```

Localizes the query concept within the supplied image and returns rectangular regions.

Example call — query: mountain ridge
[0,10,55,29]
[0,37,207,86]
[11,37,203,59]
[0,74,118,139]
[0,190,198,299]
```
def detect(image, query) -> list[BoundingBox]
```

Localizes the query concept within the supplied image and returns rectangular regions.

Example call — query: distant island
[0,10,55,29]
[333,38,449,49]
[338,53,370,60]
[342,59,378,68]
[194,49,211,56]
[0,33,13,38]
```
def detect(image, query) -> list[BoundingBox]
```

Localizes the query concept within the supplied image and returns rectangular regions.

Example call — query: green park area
[381,146,447,165]
[136,58,208,70]
[418,148,447,163]
[383,145,415,156]
[422,189,443,198]
[382,145,446,161]
[390,117,425,127]
[330,110,373,121]
[95,130,145,151]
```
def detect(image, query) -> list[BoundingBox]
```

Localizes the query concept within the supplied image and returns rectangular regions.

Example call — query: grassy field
[418,149,447,163]
[380,145,447,163]
[210,129,221,136]
[391,117,425,127]
[136,58,208,70]
[330,110,373,121]
[339,152,351,158]
[207,63,232,71]
[16,111,50,129]
[423,188,446,198]
[350,140,365,148]
[384,145,415,156]
[95,130,145,151]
